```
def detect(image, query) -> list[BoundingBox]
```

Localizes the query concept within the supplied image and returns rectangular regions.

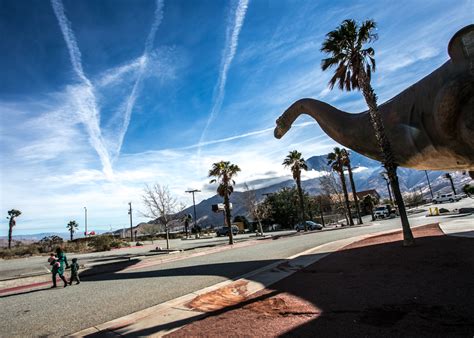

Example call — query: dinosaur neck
[276,98,380,160]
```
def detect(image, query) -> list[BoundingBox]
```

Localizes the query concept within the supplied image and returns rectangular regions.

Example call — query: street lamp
[128,202,133,242]
[185,189,200,232]
[84,207,88,236]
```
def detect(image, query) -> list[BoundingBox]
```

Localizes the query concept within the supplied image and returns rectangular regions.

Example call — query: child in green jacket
[69,258,80,285]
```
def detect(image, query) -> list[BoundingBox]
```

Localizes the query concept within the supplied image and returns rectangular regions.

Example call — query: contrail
[51,0,113,178]
[197,0,250,164]
[114,0,164,159]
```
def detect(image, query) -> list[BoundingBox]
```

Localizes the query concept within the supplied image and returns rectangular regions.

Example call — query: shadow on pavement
[159,224,474,337]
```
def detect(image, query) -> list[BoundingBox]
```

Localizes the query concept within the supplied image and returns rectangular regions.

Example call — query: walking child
[69,258,80,285]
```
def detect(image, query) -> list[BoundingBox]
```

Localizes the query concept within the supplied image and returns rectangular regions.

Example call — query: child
[48,253,68,288]
[69,258,80,285]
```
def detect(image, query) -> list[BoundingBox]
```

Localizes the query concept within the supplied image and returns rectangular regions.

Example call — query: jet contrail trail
[197,0,250,165]
[51,0,114,178]
[114,0,164,159]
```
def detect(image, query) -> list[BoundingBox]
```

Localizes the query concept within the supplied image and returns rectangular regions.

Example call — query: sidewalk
[73,220,474,337]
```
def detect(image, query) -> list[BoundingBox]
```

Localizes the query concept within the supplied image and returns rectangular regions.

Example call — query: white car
[433,193,461,204]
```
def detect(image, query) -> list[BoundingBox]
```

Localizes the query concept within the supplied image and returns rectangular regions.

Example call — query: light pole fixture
[128,202,133,242]
[185,189,200,231]
[84,207,88,237]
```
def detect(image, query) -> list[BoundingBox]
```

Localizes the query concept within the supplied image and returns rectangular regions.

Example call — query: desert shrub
[0,244,40,259]
[63,241,90,253]
[89,235,114,252]
[110,239,130,249]
[439,208,449,214]
[37,235,64,253]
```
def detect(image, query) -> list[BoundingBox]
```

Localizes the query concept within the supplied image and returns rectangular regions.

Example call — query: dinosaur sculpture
[275,25,474,177]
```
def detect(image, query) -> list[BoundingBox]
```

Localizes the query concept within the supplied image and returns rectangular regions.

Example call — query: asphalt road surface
[0,199,472,336]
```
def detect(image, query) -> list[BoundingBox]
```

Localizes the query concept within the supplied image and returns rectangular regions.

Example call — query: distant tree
[182,213,192,238]
[266,187,300,229]
[142,184,184,250]
[283,150,308,230]
[6,209,21,249]
[328,147,354,225]
[209,161,241,245]
[319,170,349,225]
[242,183,265,236]
[66,220,78,241]
[341,149,363,224]
[444,173,457,195]
[462,184,474,197]
[362,194,377,220]
[141,223,162,243]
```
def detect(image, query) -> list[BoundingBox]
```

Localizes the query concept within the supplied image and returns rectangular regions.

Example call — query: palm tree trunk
[296,176,306,230]
[358,70,414,246]
[347,164,363,224]
[339,171,354,226]
[70,230,73,241]
[224,194,234,245]
[8,222,13,249]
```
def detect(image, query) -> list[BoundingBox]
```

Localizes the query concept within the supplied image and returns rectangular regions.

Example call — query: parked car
[433,193,461,204]
[374,205,398,219]
[294,221,323,231]
[215,225,239,237]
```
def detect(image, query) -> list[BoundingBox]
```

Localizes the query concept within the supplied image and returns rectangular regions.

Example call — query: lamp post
[128,202,133,242]
[84,207,88,237]
[185,189,200,230]
[424,170,434,199]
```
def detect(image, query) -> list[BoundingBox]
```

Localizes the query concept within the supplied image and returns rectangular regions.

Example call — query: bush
[89,235,114,252]
[37,236,64,253]
[0,244,40,259]
[110,239,130,249]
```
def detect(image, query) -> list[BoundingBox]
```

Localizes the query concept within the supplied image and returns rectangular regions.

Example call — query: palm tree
[183,213,192,238]
[6,209,21,249]
[67,220,78,241]
[283,150,308,230]
[327,147,354,226]
[380,171,393,204]
[321,19,414,245]
[362,194,376,221]
[341,149,363,225]
[443,173,457,195]
[209,161,241,245]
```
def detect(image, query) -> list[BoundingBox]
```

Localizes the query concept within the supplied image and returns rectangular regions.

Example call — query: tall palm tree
[6,209,21,249]
[321,19,414,245]
[209,161,241,245]
[341,149,363,224]
[327,147,354,226]
[67,220,78,241]
[283,150,308,230]
[380,171,393,204]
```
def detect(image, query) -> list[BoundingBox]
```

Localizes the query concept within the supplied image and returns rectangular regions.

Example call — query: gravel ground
[168,224,474,337]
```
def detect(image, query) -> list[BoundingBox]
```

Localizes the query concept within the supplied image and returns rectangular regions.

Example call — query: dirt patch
[186,280,249,312]
[168,224,474,337]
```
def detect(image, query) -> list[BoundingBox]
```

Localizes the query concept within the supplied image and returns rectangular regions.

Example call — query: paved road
[0,199,472,336]
[0,231,295,280]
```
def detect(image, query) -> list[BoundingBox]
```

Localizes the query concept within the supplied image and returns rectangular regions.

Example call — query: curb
[71,225,413,337]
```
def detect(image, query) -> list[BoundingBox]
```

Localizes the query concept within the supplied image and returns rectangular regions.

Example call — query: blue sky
[0,0,472,235]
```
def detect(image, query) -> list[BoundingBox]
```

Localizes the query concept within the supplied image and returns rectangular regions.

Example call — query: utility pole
[128,202,133,242]
[185,189,200,230]
[424,170,434,199]
[84,207,88,237]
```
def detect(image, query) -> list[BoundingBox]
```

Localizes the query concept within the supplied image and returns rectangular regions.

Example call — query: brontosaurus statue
[275,25,474,177]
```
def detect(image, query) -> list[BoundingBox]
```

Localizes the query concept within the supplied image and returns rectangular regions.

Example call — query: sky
[0,0,472,235]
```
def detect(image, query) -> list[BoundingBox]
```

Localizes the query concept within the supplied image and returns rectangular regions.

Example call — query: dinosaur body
[275,25,474,174]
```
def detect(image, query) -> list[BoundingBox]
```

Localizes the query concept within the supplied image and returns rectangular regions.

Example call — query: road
[0,231,295,280]
[0,198,472,336]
